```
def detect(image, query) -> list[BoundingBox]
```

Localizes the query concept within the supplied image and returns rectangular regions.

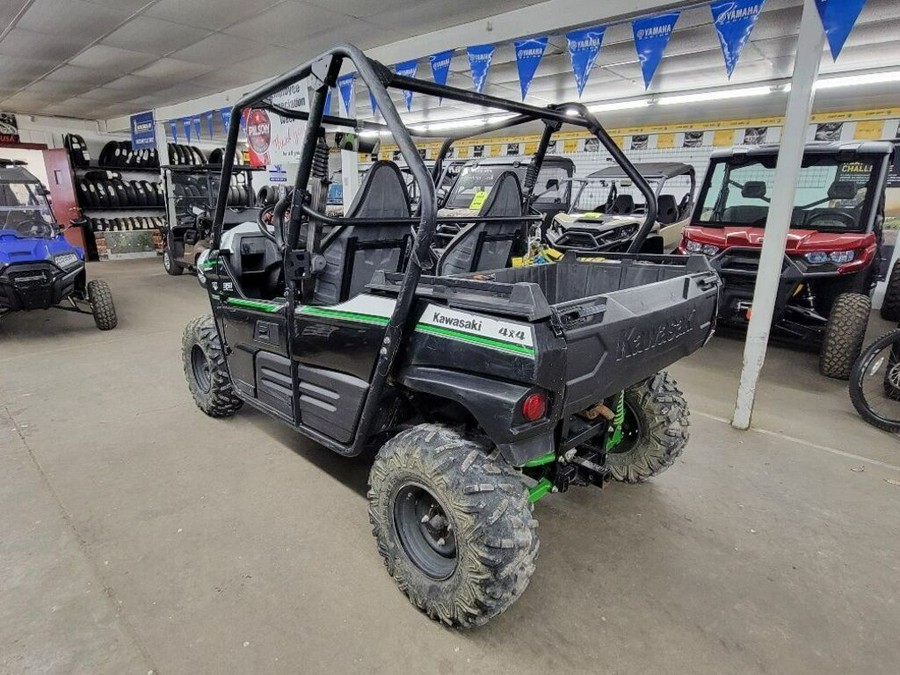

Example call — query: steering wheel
[16,218,54,238]
[257,205,278,243]
[805,210,856,229]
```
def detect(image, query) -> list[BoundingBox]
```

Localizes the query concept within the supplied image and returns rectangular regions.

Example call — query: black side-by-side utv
[180,44,721,627]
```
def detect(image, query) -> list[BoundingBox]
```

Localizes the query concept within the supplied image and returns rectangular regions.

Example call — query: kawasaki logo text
[431,311,482,332]
[615,310,696,361]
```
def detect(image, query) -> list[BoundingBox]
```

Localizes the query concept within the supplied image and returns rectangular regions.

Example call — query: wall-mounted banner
[514,37,548,100]
[220,108,232,133]
[0,112,19,143]
[632,12,680,89]
[205,111,214,139]
[183,118,192,144]
[169,119,178,143]
[268,81,308,164]
[710,0,766,78]
[467,44,495,94]
[337,74,355,115]
[395,60,418,111]
[246,108,271,166]
[430,50,453,104]
[130,111,155,149]
[192,116,201,142]
[566,27,605,97]
[815,0,868,61]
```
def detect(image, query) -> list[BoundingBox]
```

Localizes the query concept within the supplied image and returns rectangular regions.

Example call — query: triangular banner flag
[324,88,332,116]
[191,116,201,141]
[369,90,379,118]
[205,111,214,139]
[183,118,192,144]
[395,60,418,111]
[337,74,355,115]
[566,27,605,97]
[467,44,494,94]
[220,108,232,132]
[169,119,178,143]
[632,11,680,89]
[815,0,868,61]
[429,50,453,105]
[710,0,766,79]
[514,37,548,100]
[239,109,248,135]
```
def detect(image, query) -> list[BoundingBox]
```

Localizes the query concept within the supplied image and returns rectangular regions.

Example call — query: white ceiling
[0,0,898,129]
[0,0,545,119]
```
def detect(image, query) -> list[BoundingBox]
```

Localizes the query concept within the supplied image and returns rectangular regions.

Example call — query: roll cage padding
[437,171,525,276]
[313,160,413,305]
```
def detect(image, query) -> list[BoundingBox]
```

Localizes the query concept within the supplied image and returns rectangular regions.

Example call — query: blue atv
[0,159,117,330]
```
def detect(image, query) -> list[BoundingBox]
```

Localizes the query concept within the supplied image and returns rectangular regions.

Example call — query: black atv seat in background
[657,194,679,224]
[313,161,413,305]
[437,171,526,276]
[609,194,635,215]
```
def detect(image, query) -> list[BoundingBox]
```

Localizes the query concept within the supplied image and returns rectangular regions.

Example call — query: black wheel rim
[856,339,900,426]
[608,399,644,454]
[393,483,458,580]
[191,344,211,393]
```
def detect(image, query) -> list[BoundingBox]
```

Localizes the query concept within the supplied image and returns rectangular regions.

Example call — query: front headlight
[684,240,703,253]
[829,250,855,265]
[701,244,720,256]
[54,253,81,269]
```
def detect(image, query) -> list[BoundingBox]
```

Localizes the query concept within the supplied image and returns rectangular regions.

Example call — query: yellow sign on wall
[656,133,676,149]
[563,139,578,153]
[854,120,885,140]
[713,129,735,147]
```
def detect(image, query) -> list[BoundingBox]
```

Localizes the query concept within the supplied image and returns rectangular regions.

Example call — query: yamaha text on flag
[514,37,548,100]
[710,0,766,78]
[632,12,680,89]
[566,27,605,97]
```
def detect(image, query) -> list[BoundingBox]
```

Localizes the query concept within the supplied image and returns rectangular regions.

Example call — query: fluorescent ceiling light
[427,118,486,132]
[588,100,651,113]
[658,86,772,106]
[358,130,381,138]
[814,70,900,89]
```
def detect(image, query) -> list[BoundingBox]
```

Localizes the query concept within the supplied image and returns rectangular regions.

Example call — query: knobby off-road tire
[368,424,538,628]
[849,330,900,433]
[87,279,117,330]
[163,248,183,275]
[606,371,689,484]
[820,293,871,380]
[880,261,900,322]
[182,315,242,417]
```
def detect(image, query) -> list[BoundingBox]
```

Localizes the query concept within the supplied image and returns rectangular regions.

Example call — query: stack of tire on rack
[173,175,255,207]
[97,139,160,168]
[75,170,165,233]
[168,143,206,165]
[88,215,165,232]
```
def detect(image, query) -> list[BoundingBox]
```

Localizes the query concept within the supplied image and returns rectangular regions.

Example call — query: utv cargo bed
[373,253,719,412]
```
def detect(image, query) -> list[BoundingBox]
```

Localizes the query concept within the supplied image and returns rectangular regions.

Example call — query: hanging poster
[714,129,736,146]
[0,113,19,143]
[656,133,676,149]
[814,0,869,60]
[268,80,309,164]
[395,60,418,111]
[584,137,600,152]
[566,27,605,97]
[632,12,680,89]
[710,0,766,78]
[337,74,355,115]
[467,45,495,94]
[130,111,155,149]
[631,134,649,150]
[514,37,548,100]
[742,126,768,144]
[683,130,705,147]
[815,122,843,141]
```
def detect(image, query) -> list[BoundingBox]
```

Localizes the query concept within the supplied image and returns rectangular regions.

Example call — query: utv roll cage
[210,43,657,457]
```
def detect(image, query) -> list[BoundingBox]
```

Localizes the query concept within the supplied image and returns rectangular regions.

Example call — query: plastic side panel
[297,364,369,444]
[255,352,293,419]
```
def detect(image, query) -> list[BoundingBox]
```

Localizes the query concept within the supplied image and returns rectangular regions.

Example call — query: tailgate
[557,267,719,414]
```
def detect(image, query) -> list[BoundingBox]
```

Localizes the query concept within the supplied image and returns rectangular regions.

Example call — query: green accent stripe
[522,451,556,468]
[528,478,553,503]
[299,306,390,326]
[415,324,535,358]
[226,297,283,313]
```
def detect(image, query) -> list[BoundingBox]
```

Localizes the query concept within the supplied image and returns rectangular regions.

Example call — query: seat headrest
[828,181,858,200]
[741,181,767,199]
[610,194,634,214]
[656,194,679,225]
[347,161,411,219]
[478,171,523,217]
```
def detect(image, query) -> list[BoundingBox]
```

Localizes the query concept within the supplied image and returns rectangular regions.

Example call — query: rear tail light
[521,392,548,422]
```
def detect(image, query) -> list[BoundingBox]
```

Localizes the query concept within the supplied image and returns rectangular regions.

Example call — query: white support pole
[732,0,825,430]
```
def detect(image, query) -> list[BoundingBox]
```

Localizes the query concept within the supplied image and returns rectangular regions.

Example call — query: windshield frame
[0,176,58,238]
[692,153,888,233]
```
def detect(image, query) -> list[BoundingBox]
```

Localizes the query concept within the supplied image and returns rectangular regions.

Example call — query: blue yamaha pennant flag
[395,60,418,111]
[324,88,332,116]
[169,119,178,143]
[566,27,605,97]
[514,37,548,100]
[191,116,201,141]
[467,44,494,94]
[430,50,453,104]
[815,0,868,60]
[369,91,378,118]
[220,108,232,132]
[205,111,214,139]
[710,0,766,78]
[183,118,192,144]
[337,74,355,115]
[632,12,680,89]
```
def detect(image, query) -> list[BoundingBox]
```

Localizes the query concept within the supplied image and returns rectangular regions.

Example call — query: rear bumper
[0,262,82,311]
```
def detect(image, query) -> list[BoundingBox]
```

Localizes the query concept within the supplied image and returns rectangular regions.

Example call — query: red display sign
[246,109,270,166]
